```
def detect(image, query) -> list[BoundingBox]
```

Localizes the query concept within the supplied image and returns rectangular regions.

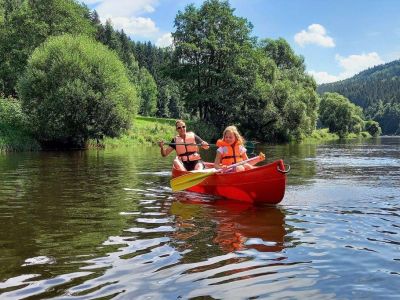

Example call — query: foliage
[171,0,255,122]
[171,0,319,142]
[0,0,95,96]
[17,34,138,148]
[0,96,40,151]
[138,67,158,116]
[369,101,400,135]
[364,120,382,137]
[319,92,365,137]
[156,78,184,118]
[0,96,26,129]
[318,59,400,134]
[306,128,339,141]
[89,13,178,119]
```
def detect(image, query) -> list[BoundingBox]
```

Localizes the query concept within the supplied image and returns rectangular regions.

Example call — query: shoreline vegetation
[1,116,374,153]
[0,1,385,153]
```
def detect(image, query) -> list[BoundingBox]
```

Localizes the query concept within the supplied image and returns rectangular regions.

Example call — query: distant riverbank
[1,116,374,152]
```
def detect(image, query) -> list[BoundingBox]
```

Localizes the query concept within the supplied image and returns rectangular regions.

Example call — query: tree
[172,0,255,123]
[0,0,95,96]
[319,92,365,137]
[138,67,158,116]
[373,102,400,134]
[157,78,183,118]
[364,120,381,137]
[171,0,319,142]
[261,38,305,71]
[17,35,138,148]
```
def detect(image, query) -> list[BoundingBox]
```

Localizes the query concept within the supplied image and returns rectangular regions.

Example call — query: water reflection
[1,138,399,299]
[170,196,286,253]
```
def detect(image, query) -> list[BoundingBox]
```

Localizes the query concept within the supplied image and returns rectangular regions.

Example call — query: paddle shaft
[218,155,261,172]
[167,141,258,147]
[167,142,215,147]
[170,154,264,192]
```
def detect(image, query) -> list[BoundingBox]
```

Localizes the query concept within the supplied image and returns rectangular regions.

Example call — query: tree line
[318,60,400,135]
[0,0,382,149]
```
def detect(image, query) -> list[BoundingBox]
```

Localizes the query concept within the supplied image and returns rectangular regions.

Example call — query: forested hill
[317,59,400,108]
[317,60,400,134]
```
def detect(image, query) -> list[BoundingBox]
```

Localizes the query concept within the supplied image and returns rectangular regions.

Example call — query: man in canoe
[214,125,264,172]
[158,120,210,171]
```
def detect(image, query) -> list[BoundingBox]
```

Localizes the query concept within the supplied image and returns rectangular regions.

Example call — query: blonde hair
[223,125,245,145]
[175,119,185,128]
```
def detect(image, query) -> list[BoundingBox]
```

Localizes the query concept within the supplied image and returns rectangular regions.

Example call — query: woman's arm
[158,141,174,157]
[195,134,210,150]
[214,151,222,169]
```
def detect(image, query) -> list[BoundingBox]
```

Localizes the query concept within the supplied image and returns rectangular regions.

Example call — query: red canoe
[171,160,289,204]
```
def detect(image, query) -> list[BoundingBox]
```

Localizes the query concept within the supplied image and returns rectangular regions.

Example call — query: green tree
[319,92,365,137]
[364,120,382,137]
[0,0,95,96]
[157,78,184,118]
[171,0,319,141]
[0,96,27,132]
[17,34,138,148]
[172,0,255,123]
[138,67,158,116]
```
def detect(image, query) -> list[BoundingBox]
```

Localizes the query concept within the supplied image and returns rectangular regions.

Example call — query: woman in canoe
[214,125,264,172]
[158,119,210,171]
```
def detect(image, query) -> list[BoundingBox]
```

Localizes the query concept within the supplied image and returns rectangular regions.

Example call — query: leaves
[17,35,139,148]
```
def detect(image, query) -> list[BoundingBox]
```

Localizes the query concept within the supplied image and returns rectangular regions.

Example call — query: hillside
[318,60,400,108]
[317,59,400,134]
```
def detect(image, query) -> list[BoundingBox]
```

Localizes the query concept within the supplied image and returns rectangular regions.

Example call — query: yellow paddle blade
[170,170,216,192]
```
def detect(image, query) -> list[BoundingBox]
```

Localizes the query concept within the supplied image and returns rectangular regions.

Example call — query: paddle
[170,153,265,192]
[167,142,216,147]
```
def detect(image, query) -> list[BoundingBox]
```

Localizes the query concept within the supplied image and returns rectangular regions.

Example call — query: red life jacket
[216,139,243,166]
[175,132,201,162]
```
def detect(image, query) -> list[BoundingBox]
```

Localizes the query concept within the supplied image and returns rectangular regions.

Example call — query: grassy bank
[0,115,374,152]
[302,128,372,143]
[87,116,177,148]
[88,116,219,148]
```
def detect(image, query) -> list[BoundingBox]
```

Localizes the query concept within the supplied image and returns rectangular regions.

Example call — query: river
[0,137,399,299]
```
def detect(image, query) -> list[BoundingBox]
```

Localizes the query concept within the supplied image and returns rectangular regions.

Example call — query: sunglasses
[176,125,186,130]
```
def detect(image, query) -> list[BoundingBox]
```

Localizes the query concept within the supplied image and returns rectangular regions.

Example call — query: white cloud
[156,33,173,48]
[81,0,169,41]
[309,52,385,84]
[335,52,384,78]
[294,24,335,48]
[107,16,158,37]
[308,71,340,84]
[82,0,158,17]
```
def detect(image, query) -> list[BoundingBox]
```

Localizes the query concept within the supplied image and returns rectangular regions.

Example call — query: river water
[0,137,399,299]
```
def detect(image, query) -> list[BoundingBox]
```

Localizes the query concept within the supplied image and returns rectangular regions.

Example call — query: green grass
[87,116,177,148]
[302,128,339,142]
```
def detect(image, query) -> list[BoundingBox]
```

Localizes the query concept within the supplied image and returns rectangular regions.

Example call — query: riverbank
[92,119,372,148]
[0,115,373,152]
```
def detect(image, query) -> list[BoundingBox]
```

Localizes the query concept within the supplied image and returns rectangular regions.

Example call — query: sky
[80,0,400,84]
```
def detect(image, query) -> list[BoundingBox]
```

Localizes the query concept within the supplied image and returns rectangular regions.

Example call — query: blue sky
[81,0,400,84]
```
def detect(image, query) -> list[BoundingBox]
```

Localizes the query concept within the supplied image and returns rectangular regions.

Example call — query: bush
[364,120,382,137]
[0,97,40,151]
[0,97,27,130]
[18,34,138,148]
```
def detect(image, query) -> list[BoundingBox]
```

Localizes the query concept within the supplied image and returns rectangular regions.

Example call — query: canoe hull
[172,160,287,204]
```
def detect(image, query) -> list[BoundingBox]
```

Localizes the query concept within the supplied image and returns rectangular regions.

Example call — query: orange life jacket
[175,132,201,162]
[216,139,243,166]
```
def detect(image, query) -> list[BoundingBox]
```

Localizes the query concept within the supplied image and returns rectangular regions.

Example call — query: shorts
[182,159,205,171]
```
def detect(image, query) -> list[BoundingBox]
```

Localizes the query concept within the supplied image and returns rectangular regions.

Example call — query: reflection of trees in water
[0,148,155,281]
[168,194,287,259]
[265,143,318,186]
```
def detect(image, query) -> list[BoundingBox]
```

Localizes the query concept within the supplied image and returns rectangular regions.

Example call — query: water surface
[0,137,399,299]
